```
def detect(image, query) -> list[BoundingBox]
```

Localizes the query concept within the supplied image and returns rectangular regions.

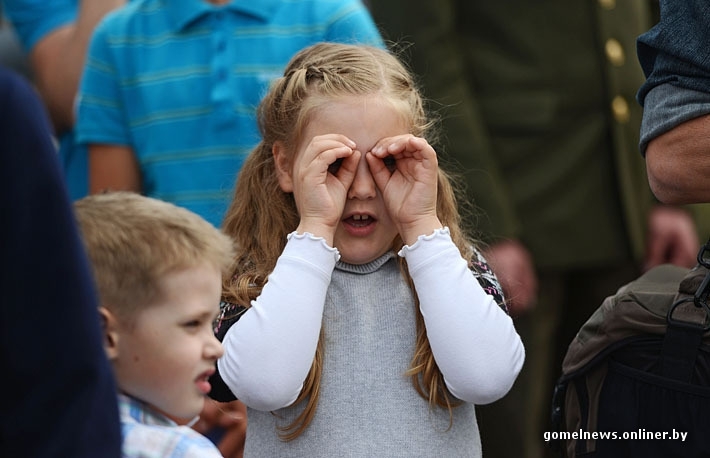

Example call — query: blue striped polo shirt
[75,0,383,227]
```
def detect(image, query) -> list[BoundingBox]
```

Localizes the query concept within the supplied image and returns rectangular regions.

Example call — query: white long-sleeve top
[217,228,524,457]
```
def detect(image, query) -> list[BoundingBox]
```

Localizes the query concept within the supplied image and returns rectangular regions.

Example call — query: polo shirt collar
[169,0,281,31]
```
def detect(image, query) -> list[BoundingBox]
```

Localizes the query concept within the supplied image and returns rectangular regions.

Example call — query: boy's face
[112,264,224,420]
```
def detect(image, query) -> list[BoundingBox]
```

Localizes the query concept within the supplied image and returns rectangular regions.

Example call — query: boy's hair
[221,42,477,440]
[74,192,235,321]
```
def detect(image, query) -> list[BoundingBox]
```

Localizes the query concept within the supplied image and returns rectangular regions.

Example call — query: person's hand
[367,135,441,244]
[644,205,699,270]
[290,134,360,243]
[482,239,538,317]
[192,399,247,458]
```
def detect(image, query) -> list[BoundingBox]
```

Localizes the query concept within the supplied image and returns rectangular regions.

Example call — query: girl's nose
[347,153,376,200]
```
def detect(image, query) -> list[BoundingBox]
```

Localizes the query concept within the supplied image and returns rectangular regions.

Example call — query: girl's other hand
[367,135,441,245]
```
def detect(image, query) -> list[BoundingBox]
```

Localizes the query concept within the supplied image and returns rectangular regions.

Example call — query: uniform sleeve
[399,228,525,405]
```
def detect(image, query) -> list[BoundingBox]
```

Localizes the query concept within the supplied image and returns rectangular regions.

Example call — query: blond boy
[74,192,235,458]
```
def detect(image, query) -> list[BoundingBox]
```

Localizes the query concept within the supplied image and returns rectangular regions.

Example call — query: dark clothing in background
[369,2,658,457]
[0,66,121,458]
[371,1,655,267]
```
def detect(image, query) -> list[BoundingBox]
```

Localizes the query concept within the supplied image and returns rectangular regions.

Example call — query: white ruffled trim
[397,227,450,257]
[287,231,341,262]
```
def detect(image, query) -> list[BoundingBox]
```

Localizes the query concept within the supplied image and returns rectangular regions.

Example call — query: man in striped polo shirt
[75,0,383,227]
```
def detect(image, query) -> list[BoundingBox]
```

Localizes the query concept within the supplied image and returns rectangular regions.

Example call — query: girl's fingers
[335,149,361,186]
[368,135,438,187]
[307,134,355,160]
[291,135,360,234]
[371,135,433,160]
[366,136,440,228]
[302,144,354,174]
[365,151,392,192]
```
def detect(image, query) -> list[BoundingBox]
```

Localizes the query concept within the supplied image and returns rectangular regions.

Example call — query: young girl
[210,42,524,457]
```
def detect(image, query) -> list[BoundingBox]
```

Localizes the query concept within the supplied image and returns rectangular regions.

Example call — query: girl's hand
[291,134,360,243]
[367,135,442,245]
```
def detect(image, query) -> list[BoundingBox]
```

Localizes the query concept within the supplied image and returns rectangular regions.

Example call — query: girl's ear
[273,141,294,192]
[99,307,120,361]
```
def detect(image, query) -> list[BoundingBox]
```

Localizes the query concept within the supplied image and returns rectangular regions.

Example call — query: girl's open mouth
[345,214,375,227]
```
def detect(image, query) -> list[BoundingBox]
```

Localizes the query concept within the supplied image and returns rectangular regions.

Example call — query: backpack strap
[660,239,710,382]
[694,238,710,311]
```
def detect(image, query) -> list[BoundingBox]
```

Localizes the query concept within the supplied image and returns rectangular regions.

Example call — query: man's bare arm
[645,113,710,204]
[89,144,141,194]
[29,0,124,134]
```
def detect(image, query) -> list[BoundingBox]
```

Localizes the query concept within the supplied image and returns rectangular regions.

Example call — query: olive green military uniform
[369,1,660,457]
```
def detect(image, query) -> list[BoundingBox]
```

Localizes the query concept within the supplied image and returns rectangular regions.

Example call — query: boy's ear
[99,307,120,361]
[273,141,294,192]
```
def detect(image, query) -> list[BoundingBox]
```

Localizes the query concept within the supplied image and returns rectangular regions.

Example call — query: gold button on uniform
[605,38,625,66]
[611,96,630,123]
[599,0,616,9]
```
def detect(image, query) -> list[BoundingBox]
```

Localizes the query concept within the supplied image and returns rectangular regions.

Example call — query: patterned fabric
[76,0,383,227]
[470,248,508,313]
[118,393,223,458]
[214,300,247,339]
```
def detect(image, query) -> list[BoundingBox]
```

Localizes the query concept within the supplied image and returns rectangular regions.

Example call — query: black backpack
[549,242,710,457]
